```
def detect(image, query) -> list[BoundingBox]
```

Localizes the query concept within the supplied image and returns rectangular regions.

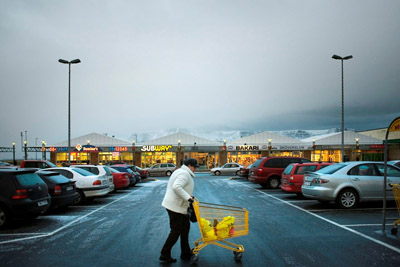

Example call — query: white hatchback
[73,165,114,192]
[46,167,110,204]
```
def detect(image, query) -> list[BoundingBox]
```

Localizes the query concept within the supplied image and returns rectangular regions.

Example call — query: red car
[249,157,311,189]
[109,167,130,190]
[238,164,253,179]
[135,166,149,179]
[281,162,333,196]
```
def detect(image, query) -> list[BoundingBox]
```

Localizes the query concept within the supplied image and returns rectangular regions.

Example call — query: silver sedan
[302,161,400,209]
[210,163,243,176]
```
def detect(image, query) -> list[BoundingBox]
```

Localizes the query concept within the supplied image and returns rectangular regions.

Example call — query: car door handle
[352,178,360,181]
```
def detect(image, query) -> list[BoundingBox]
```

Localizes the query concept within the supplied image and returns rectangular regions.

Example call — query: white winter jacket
[161,165,195,214]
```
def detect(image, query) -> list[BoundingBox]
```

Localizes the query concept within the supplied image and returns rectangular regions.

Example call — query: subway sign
[141,145,173,152]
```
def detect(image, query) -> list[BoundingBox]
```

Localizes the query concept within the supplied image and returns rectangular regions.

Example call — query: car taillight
[93,180,102,186]
[257,169,263,175]
[312,178,329,184]
[54,185,62,195]
[12,189,28,199]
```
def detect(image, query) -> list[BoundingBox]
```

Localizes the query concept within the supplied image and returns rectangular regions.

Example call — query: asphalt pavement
[1,173,400,266]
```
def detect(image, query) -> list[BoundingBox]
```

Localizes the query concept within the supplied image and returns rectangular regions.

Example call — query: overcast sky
[1,0,399,152]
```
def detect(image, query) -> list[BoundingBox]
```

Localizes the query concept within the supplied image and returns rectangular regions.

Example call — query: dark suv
[0,168,51,229]
[248,157,311,189]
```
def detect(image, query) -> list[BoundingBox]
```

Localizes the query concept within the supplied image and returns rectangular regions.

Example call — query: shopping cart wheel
[190,254,198,265]
[391,228,398,235]
[233,251,242,261]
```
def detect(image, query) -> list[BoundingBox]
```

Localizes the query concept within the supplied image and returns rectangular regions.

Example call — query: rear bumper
[80,186,110,198]
[10,196,51,217]
[51,192,80,207]
[248,176,267,184]
[114,179,130,189]
[301,186,335,200]
[281,183,302,193]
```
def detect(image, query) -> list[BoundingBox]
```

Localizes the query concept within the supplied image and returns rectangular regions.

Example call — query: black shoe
[159,255,177,263]
[180,251,194,260]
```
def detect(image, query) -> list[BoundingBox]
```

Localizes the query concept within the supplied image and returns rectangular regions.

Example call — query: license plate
[66,186,73,191]
[37,200,48,207]
[304,181,311,186]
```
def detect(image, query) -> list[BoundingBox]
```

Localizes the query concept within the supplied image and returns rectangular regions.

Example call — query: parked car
[111,165,137,186]
[211,163,243,176]
[108,167,130,190]
[73,165,114,192]
[20,160,57,169]
[302,161,400,209]
[46,167,109,204]
[0,168,51,229]
[145,163,177,177]
[36,170,79,208]
[238,164,253,179]
[135,166,150,179]
[249,157,311,189]
[281,162,333,196]
[112,164,142,183]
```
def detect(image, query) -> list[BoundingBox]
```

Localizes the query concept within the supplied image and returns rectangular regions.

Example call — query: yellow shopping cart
[191,199,249,264]
[389,184,400,235]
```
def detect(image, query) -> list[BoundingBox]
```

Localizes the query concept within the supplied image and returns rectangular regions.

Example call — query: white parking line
[343,224,394,227]
[242,183,400,254]
[0,189,137,245]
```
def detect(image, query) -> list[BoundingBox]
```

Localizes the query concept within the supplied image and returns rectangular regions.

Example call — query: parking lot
[1,173,400,266]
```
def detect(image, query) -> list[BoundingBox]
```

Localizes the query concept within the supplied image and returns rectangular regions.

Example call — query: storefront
[141,145,176,167]
[49,133,134,166]
[48,131,390,168]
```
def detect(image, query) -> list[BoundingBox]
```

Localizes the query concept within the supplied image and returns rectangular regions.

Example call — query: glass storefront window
[185,152,218,170]
[141,152,176,168]
[98,152,134,165]
[227,152,261,167]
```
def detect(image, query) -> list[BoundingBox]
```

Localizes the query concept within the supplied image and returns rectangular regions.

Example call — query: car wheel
[268,176,280,189]
[0,205,10,229]
[74,189,86,205]
[166,170,172,176]
[215,170,221,176]
[336,188,358,209]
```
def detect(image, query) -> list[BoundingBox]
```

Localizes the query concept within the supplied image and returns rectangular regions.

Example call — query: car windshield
[283,165,294,175]
[109,167,120,173]
[252,159,263,168]
[315,163,346,174]
[46,161,57,168]
[16,173,46,186]
[41,173,70,183]
[71,168,95,176]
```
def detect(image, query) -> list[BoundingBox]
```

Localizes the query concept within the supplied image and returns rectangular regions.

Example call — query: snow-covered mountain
[129,128,351,143]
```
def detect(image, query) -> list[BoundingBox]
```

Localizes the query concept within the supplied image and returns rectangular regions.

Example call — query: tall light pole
[59,58,81,166]
[332,54,353,162]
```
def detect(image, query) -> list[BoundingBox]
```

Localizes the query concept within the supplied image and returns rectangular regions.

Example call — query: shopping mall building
[48,129,400,169]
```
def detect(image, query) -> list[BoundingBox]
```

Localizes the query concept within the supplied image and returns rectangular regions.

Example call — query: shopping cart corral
[191,199,249,264]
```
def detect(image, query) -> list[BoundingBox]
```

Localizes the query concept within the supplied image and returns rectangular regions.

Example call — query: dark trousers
[161,209,191,257]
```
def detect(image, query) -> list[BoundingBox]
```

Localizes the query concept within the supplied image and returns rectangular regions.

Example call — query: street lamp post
[332,54,353,162]
[59,58,81,166]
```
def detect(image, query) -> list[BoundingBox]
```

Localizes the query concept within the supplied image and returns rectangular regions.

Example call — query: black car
[36,171,79,208]
[111,165,137,186]
[0,168,51,229]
